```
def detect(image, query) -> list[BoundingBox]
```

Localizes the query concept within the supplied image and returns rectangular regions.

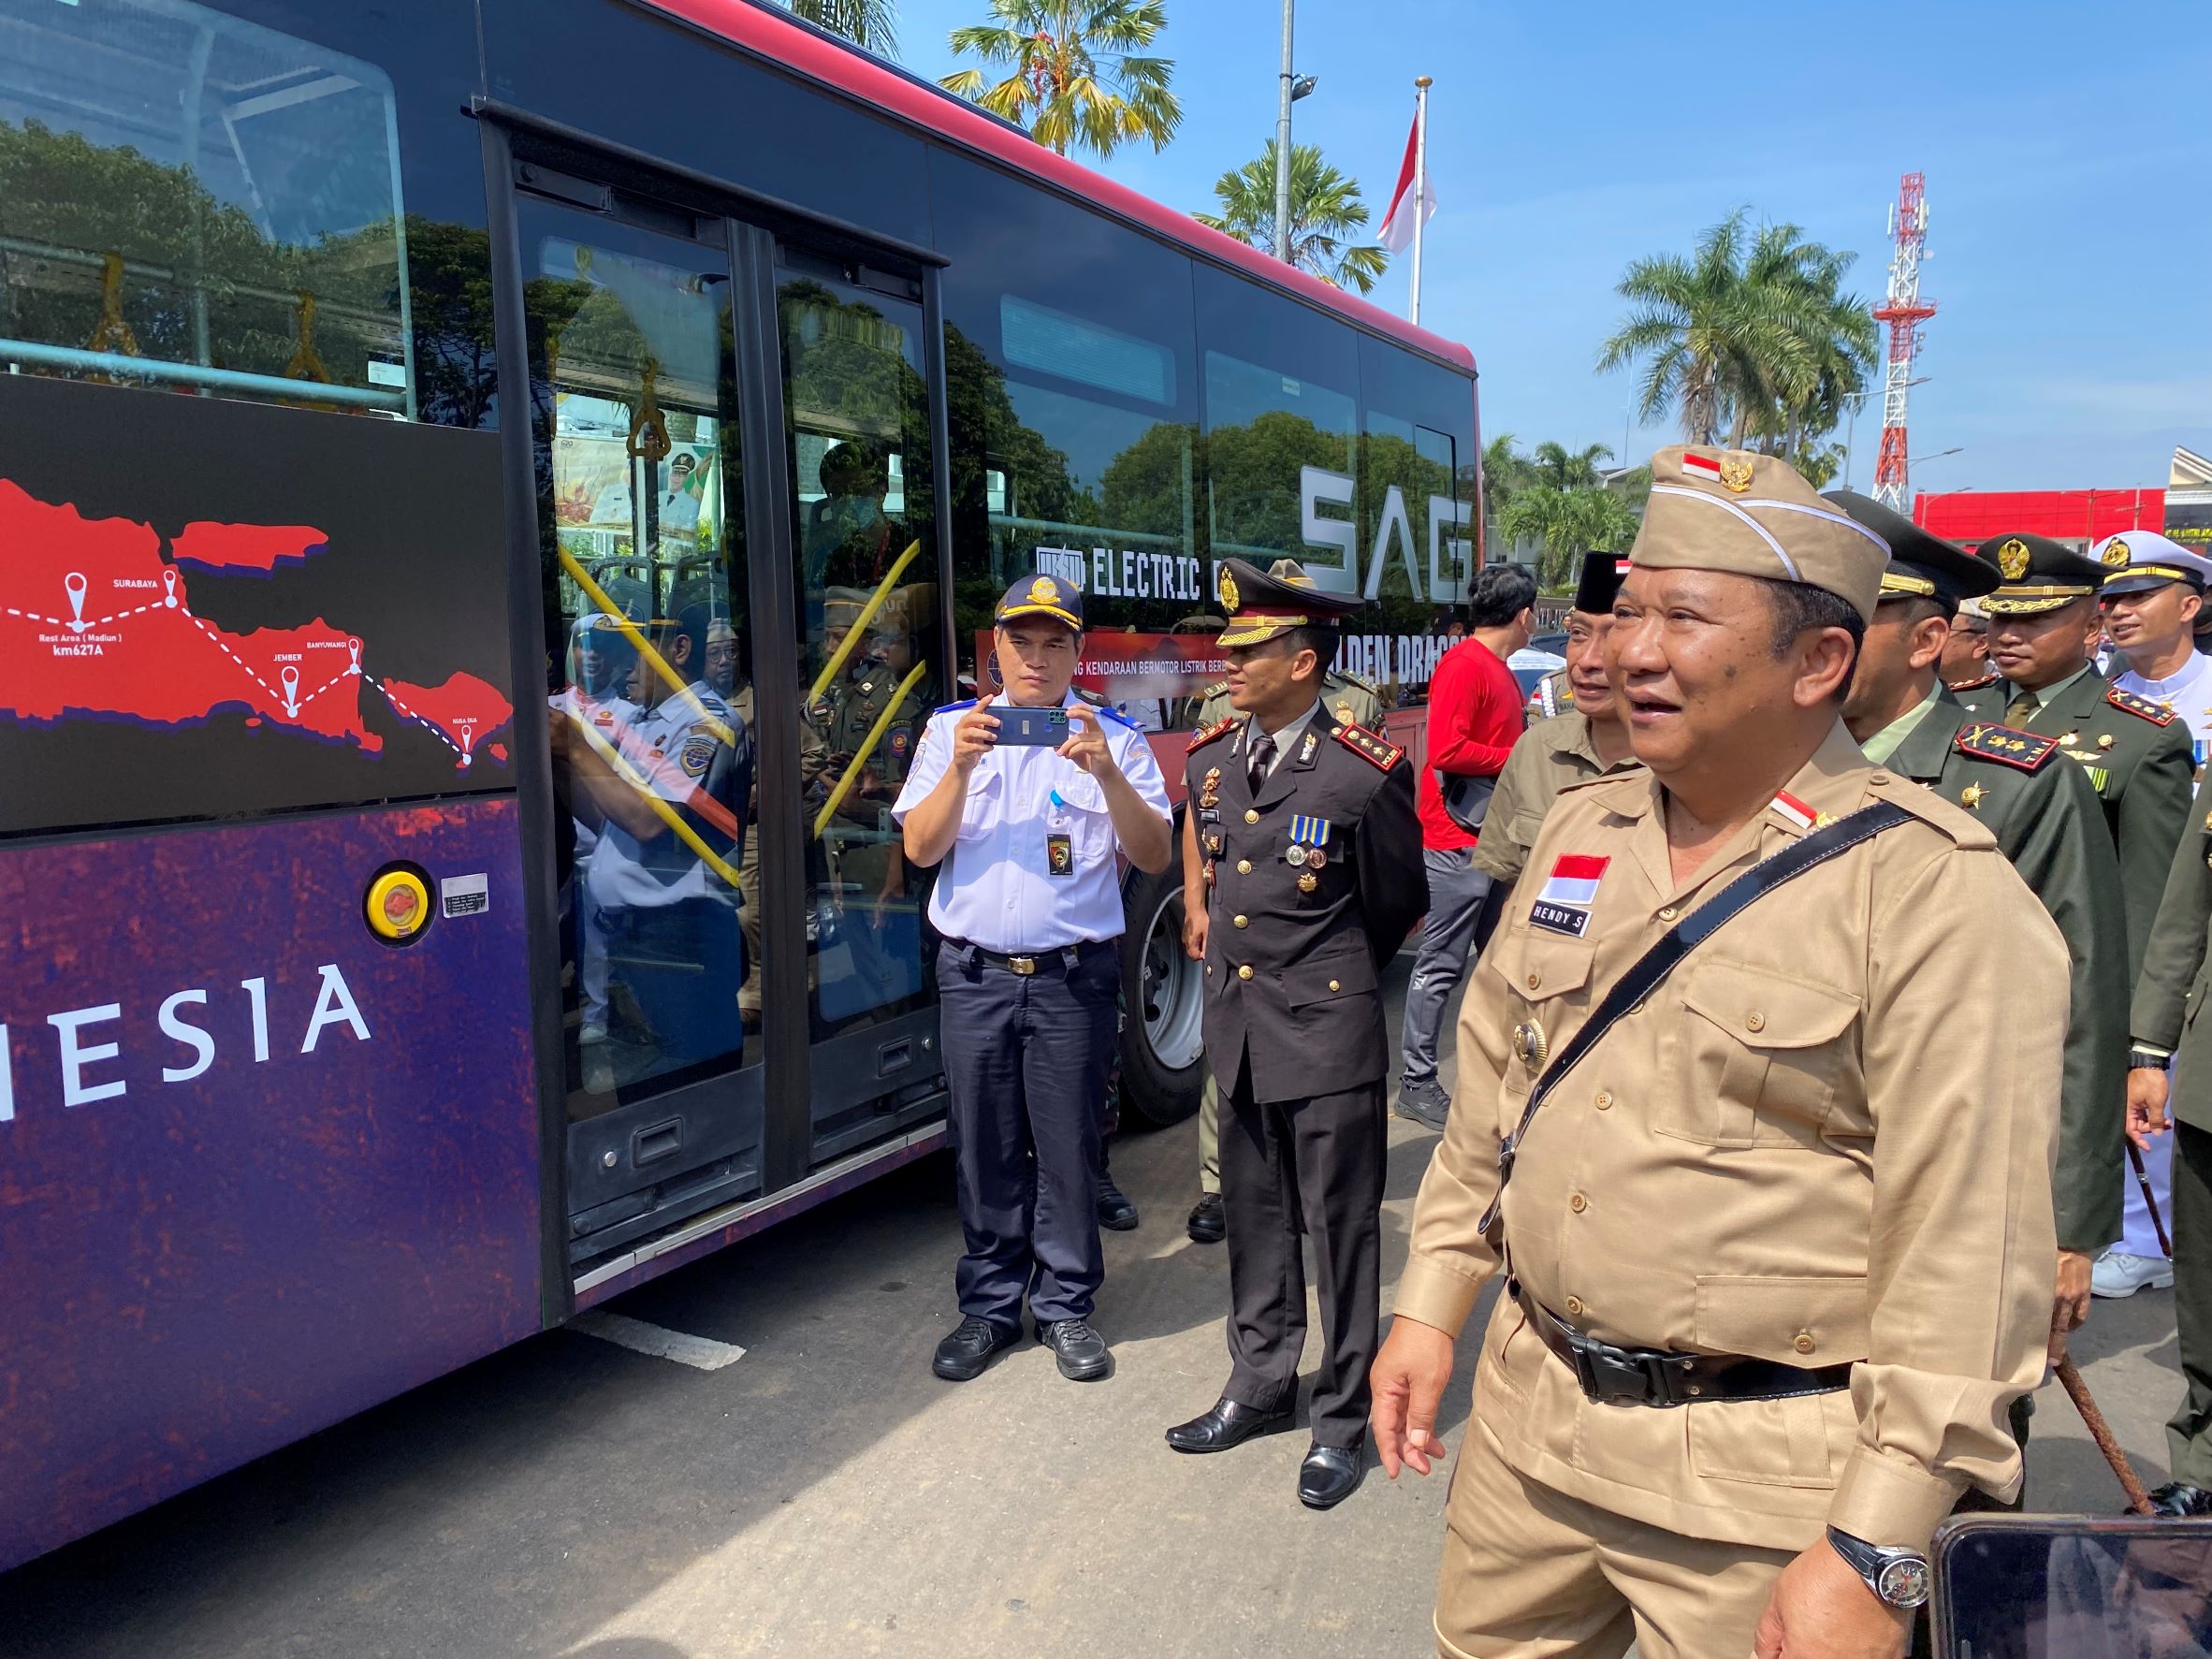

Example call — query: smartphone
[995,706,1070,747]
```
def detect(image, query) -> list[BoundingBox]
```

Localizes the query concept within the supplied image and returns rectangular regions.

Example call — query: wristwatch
[1826,1526,1930,1609]
[2131,1048,2172,1072]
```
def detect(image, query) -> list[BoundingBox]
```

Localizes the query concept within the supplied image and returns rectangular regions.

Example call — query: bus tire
[1116,854,1205,1128]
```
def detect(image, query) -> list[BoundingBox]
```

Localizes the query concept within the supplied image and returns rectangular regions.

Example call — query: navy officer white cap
[892,693,1171,952]
[2097,530,2212,597]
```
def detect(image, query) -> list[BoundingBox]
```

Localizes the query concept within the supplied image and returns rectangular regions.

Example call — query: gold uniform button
[1564,1296,1585,1318]
[1594,1090,1613,1110]
[1244,808,1259,824]
[1745,1011,1767,1033]
[1328,979,1340,992]
[1232,915,1249,928]
[1794,1332,1816,1356]
[1568,1192,1587,1214]
[1236,964,1254,981]
[1237,859,1252,874]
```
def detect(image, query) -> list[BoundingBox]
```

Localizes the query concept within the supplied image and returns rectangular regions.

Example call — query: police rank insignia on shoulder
[1954,721,2059,772]
[1949,670,2000,692]
[2107,687,2177,726]
[678,735,718,777]
[1188,717,1238,752]
[1332,722,1403,771]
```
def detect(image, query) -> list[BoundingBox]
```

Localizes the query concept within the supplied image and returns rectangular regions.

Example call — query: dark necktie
[2005,688,2040,725]
[1247,732,1276,793]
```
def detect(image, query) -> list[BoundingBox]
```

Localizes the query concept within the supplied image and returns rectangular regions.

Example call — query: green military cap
[1975,531,2110,616]
[1826,490,1997,615]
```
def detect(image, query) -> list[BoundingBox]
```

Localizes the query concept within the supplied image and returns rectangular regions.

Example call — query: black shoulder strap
[1477,800,1914,1234]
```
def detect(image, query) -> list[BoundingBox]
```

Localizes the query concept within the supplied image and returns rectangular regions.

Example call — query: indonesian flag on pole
[1377,107,1434,254]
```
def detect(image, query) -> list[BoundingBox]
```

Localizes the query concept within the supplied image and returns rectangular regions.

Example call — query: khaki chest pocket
[1664,957,1859,1148]
[1484,928,1597,1099]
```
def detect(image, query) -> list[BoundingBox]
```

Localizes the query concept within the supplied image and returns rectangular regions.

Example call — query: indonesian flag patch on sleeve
[1529,854,1608,937]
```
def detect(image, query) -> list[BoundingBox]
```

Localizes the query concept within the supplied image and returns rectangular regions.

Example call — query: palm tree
[940,1,1180,160]
[1192,142,1388,294]
[1495,483,1640,590]
[785,0,899,54]
[1595,210,1875,454]
[1528,440,1611,491]
[1478,432,1531,525]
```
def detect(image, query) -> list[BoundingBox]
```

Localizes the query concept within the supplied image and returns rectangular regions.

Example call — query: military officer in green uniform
[1183,558,1385,1245]
[1954,531,2195,980]
[2127,774,2212,1516]
[1834,494,2129,1361]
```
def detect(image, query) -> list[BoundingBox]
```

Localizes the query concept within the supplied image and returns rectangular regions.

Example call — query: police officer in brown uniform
[1372,448,2065,1658]
[1165,558,1426,1509]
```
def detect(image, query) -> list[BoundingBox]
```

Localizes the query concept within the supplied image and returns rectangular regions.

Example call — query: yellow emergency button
[366,866,432,942]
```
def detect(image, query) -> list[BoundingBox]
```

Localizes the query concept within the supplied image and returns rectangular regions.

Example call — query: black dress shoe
[1097,1171,1140,1231]
[1186,1192,1226,1244]
[1038,1317,1113,1380]
[1298,1442,1366,1510]
[932,1315,1020,1381]
[2147,1481,2212,1517]
[1165,1395,1292,1452]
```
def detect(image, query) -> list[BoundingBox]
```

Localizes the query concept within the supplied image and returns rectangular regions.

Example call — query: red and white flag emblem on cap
[1770,792,1818,831]
[1538,854,1609,908]
[1681,452,1724,482]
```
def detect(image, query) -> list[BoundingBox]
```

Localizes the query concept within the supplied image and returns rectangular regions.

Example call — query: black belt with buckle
[948,939,1109,977]
[1510,1280,1855,1408]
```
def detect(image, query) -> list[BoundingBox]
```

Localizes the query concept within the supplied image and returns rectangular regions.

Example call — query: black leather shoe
[1298,1442,1366,1510]
[1096,1168,1140,1231]
[1186,1192,1226,1244]
[1165,1395,1293,1453]
[1038,1317,1113,1380]
[932,1315,1019,1381]
[2147,1481,2212,1517]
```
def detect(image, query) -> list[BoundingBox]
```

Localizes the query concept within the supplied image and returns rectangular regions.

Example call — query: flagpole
[1409,76,1432,326]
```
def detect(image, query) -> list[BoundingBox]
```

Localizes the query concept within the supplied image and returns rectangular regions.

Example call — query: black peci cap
[1573,550,1634,616]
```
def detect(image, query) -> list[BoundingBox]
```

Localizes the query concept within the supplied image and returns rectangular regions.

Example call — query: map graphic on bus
[0,478,514,768]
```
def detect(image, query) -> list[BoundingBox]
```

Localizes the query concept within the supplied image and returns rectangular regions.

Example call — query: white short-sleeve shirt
[893,693,1171,952]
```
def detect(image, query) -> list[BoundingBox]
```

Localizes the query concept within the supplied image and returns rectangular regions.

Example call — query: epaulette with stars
[2107,687,2177,726]
[1188,716,1239,752]
[1954,720,2059,773]
[1947,671,1999,692]
[1332,721,1404,771]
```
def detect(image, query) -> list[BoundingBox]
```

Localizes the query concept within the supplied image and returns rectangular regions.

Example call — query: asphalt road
[0,962,2189,1658]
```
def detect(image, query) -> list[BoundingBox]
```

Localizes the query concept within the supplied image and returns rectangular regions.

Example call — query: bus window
[524,209,757,1112]
[0,0,413,415]
[778,267,943,1056]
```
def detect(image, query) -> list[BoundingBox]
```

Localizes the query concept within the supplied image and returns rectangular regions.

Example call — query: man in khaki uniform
[1371,447,2065,1659]
[1183,559,1385,1244]
[1470,552,1639,895]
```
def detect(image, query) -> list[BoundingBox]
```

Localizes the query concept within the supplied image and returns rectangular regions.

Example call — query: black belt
[945,938,1112,977]
[1511,1281,1854,1408]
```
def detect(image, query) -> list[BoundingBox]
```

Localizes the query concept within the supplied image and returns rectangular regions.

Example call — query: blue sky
[885,0,2210,493]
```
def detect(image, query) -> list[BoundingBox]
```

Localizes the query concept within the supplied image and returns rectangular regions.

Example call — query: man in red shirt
[1396,562,1535,1128]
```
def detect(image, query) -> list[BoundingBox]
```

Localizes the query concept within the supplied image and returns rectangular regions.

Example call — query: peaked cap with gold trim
[2096,530,2212,598]
[1972,531,2109,617]
[1633,446,1890,619]
[1825,489,1996,612]
[1214,556,1363,648]
[994,572,1084,631]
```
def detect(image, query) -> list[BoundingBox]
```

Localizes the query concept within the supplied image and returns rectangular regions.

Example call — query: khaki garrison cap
[1631,445,1891,620]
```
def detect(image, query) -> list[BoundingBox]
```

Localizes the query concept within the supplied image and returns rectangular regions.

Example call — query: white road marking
[571,1310,747,1372]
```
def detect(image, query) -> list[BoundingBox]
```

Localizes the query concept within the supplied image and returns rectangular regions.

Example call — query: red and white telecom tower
[1870,172,1935,513]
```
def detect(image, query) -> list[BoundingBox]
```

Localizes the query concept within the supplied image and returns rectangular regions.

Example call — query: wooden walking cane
[2127,1140,2176,1259]
[2056,1357,2156,1516]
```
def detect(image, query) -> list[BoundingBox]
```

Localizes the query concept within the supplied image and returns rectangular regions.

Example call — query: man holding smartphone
[895,576,1173,1384]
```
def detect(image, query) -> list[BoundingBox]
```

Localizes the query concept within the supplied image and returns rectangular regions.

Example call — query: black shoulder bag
[1477,800,1913,1234]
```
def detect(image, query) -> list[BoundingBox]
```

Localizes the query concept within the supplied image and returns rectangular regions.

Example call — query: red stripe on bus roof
[634,0,1477,373]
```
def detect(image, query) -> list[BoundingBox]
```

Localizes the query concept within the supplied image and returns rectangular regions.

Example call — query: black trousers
[2170,1120,2212,1488]
[937,939,1120,1330]
[1220,1055,1386,1448]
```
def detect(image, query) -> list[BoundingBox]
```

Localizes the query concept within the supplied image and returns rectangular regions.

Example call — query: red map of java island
[0,480,512,767]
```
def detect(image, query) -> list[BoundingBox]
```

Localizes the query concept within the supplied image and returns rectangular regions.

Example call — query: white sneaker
[2091,1249,2174,1298]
